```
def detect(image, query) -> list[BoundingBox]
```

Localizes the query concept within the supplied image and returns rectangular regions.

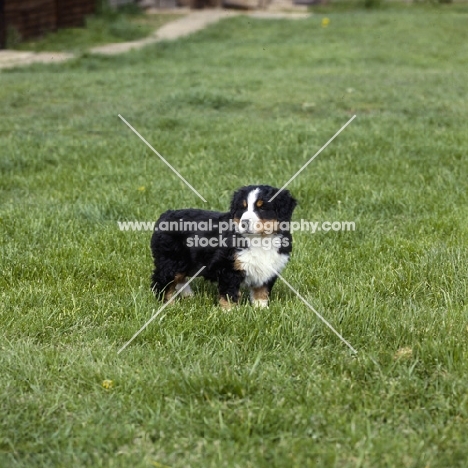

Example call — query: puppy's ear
[230,188,244,217]
[274,189,297,222]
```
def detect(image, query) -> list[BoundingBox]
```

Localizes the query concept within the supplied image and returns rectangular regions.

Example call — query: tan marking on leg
[164,285,176,302]
[251,286,269,308]
[164,273,186,302]
[252,286,269,301]
[219,296,233,310]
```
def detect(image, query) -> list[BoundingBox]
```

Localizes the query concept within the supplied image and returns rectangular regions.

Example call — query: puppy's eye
[242,200,247,208]
[256,200,264,208]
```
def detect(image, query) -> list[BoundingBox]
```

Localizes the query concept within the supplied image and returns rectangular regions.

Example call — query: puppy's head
[230,185,297,235]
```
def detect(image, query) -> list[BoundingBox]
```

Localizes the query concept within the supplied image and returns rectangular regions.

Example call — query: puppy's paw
[219,296,238,311]
[252,299,269,308]
[175,282,194,299]
[250,287,269,308]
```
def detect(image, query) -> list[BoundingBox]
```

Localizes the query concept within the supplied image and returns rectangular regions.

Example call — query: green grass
[309,0,468,12]
[1,5,468,467]
[11,11,182,53]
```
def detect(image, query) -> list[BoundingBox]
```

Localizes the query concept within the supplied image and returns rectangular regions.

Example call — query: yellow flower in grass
[394,347,413,360]
[322,17,330,28]
[137,186,146,192]
[102,379,114,389]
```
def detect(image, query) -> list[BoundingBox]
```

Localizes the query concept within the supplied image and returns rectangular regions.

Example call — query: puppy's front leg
[250,276,277,308]
[250,286,269,308]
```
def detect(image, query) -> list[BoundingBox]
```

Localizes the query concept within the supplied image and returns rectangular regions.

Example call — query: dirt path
[0,9,310,70]
[0,50,74,70]
[90,9,239,55]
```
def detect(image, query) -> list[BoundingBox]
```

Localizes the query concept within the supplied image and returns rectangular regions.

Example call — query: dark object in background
[293,0,322,5]
[0,0,96,49]
[190,0,221,8]
[57,0,96,28]
[0,0,5,48]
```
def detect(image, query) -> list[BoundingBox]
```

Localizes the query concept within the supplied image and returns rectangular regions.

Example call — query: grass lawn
[1,4,468,467]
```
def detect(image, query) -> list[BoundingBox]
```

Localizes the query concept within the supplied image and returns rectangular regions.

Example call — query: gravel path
[90,9,238,55]
[0,50,74,70]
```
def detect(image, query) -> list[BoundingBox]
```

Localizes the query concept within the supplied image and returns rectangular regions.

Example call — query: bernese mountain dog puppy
[150,185,297,309]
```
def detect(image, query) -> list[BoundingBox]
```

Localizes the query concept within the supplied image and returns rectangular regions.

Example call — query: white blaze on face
[239,188,261,234]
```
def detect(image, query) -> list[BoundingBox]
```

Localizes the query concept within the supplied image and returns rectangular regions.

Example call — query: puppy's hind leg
[175,279,194,299]
[151,268,187,303]
[151,268,170,300]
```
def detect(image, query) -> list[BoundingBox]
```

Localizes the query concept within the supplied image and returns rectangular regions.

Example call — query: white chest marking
[236,243,289,287]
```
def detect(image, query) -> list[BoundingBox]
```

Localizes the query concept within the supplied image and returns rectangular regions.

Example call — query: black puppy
[151,185,297,309]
